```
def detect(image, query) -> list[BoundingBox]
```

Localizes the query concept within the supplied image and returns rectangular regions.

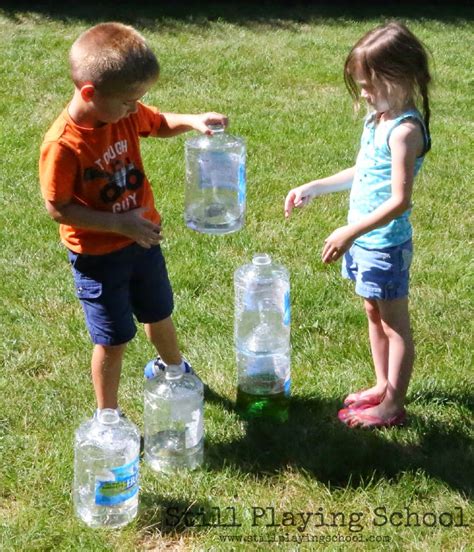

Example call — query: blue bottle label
[95,456,139,506]
[284,378,291,397]
[238,162,246,205]
[283,291,291,326]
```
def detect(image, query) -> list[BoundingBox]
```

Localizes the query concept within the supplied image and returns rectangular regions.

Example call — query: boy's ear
[80,82,95,102]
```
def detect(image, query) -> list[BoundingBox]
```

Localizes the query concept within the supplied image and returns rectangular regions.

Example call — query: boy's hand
[116,207,163,249]
[322,225,354,263]
[193,112,229,135]
[284,185,315,218]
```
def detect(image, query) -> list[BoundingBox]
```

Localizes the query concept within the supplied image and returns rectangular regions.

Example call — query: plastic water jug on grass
[184,124,246,234]
[234,253,291,422]
[73,409,140,528]
[144,365,204,472]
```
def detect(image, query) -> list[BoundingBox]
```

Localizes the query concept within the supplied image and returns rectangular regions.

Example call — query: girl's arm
[284,166,355,218]
[322,121,424,263]
[155,112,228,137]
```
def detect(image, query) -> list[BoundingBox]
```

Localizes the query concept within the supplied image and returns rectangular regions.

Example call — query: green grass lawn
[0,4,473,551]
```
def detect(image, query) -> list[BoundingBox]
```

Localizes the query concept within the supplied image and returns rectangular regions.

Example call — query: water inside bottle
[145,429,203,471]
[237,374,290,423]
[235,350,290,422]
[185,197,244,234]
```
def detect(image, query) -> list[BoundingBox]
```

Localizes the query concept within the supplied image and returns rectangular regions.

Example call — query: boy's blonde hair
[69,22,159,93]
[344,21,432,151]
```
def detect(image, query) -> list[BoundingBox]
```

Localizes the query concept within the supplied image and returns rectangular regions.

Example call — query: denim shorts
[342,239,413,300]
[68,244,174,345]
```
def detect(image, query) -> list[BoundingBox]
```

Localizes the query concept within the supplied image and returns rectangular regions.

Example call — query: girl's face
[355,75,391,113]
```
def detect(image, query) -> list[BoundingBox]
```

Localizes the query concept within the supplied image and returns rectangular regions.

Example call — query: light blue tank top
[348,109,429,249]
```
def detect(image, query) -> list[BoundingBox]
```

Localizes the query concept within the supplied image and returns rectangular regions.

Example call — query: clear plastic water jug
[144,365,204,471]
[73,409,140,528]
[234,254,291,421]
[184,124,246,234]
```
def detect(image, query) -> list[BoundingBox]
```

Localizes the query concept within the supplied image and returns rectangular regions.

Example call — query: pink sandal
[338,406,406,429]
[343,390,385,408]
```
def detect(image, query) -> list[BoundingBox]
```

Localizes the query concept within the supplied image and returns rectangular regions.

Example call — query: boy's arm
[322,122,423,263]
[45,199,163,249]
[284,166,355,218]
[155,112,228,137]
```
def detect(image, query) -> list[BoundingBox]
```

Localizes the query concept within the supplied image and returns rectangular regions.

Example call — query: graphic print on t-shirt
[83,139,145,213]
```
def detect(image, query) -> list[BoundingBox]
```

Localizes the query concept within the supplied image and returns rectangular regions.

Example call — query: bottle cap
[165,365,184,380]
[96,409,120,425]
[252,253,271,266]
[207,123,225,134]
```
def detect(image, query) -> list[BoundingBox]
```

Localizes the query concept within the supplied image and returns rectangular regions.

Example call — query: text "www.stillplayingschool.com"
[163,505,470,532]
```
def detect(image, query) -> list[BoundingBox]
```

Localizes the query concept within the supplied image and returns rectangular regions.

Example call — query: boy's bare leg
[144,317,182,365]
[92,343,127,409]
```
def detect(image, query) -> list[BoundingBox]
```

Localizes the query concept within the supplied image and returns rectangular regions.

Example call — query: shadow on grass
[138,493,216,536]
[134,385,472,538]
[204,386,474,497]
[1,0,473,25]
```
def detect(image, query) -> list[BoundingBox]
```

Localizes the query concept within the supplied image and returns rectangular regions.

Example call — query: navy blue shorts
[68,244,174,346]
[342,239,413,300]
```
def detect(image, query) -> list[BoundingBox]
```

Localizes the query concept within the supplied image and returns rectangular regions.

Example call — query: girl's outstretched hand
[284,185,314,218]
[322,225,355,263]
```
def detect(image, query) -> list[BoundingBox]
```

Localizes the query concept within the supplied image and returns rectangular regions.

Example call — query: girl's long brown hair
[344,21,432,152]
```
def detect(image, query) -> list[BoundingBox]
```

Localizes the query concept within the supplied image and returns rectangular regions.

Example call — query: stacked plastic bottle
[144,365,204,472]
[73,409,140,528]
[234,253,291,421]
[184,124,246,234]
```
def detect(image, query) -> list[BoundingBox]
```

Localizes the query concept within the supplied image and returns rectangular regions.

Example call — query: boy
[39,22,227,415]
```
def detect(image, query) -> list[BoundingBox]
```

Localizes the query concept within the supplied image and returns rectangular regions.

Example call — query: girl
[284,22,432,428]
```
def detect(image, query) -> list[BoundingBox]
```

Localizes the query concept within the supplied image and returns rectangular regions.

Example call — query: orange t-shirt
[39,102,163,255]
